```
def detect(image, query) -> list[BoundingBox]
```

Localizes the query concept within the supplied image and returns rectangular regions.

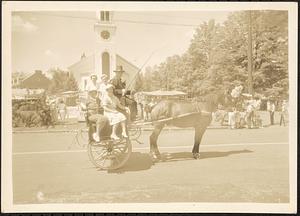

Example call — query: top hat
[113,65,125,73]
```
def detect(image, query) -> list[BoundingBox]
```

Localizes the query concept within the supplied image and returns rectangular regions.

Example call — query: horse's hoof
[193,153,200,159]
[155,152,161,160]
[149,152,160,162]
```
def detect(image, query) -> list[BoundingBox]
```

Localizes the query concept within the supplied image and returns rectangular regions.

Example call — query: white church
[68,11,140,91]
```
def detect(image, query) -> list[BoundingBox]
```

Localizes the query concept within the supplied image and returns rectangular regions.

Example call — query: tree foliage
[140,11,288,99]
[48,68,79,94]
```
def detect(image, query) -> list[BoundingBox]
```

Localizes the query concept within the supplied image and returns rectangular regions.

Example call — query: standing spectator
[57,99,67,122]
[252,98,261,127]
[134,92,144,120]
[144,98,156,121]
[280,100,288,126]
[228,107,236,129]
[246,101,255,128]
[239,109,247,128]
[42,99,55,128]
[267,100,276,125]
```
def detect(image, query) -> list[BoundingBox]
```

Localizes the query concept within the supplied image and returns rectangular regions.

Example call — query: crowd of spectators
[213,85,288,129]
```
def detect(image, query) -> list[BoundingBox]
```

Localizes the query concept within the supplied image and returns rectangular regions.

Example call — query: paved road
[12,125,289,204]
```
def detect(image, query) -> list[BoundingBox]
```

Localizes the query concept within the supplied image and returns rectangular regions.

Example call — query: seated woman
[86,90,110,142]
[102,84,130,140]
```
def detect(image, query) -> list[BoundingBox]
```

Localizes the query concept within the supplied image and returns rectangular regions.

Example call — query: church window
[100,11,105,21]
[105,11,110,21]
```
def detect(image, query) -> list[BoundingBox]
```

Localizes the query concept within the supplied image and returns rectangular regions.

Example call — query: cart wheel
[88,138,132,170]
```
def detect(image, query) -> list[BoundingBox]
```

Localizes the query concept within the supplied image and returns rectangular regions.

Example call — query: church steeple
[94,11,117,79]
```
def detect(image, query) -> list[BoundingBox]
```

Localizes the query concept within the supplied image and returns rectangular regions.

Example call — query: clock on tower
[101,30,110,40]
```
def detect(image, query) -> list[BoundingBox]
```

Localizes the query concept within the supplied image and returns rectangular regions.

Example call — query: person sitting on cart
[109,65,137,121]
[109,65,128,100]
[102,84,130,140]
[86,90,110,142]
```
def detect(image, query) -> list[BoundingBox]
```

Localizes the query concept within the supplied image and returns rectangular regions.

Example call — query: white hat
[90,74,97,78]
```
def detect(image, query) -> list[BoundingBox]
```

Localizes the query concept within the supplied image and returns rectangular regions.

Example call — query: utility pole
[166,66,169,91]
[247,10,254,95]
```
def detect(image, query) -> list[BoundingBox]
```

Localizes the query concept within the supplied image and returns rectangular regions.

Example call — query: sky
[12,11,231,74]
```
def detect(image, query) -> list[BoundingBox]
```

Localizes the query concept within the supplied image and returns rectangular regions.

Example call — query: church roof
[116,54,140,71]
[68,54,95,72]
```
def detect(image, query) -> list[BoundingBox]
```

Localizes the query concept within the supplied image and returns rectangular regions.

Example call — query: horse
[149,93,225,160]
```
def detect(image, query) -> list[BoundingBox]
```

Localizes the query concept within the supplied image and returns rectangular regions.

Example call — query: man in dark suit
[109,65,137,121]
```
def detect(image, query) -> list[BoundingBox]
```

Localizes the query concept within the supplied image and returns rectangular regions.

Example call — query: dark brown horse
[149,93,225,160]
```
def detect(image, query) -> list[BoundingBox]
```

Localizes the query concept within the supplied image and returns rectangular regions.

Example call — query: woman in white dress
[98,74,109,100]
[102,84,130,140]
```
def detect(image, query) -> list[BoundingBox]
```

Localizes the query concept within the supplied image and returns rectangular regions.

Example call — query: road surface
[12,125,289,204]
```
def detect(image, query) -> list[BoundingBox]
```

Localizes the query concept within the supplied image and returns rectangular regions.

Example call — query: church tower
[94,11,117,79]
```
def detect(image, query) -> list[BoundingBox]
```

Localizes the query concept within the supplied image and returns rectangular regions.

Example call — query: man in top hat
[109,65,138,121]
[109,65,130,100]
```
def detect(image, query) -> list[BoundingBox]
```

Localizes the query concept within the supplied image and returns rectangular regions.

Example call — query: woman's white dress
[102,94,126,125]
[98,83,107,100]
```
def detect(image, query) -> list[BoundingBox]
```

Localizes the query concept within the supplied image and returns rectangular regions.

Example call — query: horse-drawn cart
[76,90,218,170]
[77,110,211,170]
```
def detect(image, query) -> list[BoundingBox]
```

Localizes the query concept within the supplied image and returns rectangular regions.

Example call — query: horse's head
[202,91,228,112]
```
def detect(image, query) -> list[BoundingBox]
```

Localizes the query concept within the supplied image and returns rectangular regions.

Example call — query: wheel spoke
[94,150,108,161]
[88,137,131,170]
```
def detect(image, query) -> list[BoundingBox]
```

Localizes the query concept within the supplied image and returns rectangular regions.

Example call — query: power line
[118,11,208,22]
[33,13,96,21]
[28,13,200,27]
[114,19,198,27]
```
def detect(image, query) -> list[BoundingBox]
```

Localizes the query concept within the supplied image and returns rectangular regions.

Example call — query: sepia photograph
[1,1,297,213]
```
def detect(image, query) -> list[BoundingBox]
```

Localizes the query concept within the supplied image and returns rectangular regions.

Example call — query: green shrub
[12,98,54,127]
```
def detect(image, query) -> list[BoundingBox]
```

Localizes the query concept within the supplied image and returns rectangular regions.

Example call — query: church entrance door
[102,52,110,79]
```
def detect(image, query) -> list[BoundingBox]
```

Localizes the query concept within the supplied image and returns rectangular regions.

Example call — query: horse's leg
[192,118,211,159]
[192,126,202,159]
[149,123,164,160]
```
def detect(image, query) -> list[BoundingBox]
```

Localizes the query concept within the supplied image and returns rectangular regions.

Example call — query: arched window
[102,52,110,79]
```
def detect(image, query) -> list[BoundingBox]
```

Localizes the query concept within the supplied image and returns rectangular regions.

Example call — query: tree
[132,72,144,92]
[48,68,78,94]
[140,10,288,99]
[66,73,79,91]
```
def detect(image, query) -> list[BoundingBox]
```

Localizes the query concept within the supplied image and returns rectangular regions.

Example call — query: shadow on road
[159,149,253,162]
[107,152,154,173]
[107,149,253,173]
[200,149,253,159]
